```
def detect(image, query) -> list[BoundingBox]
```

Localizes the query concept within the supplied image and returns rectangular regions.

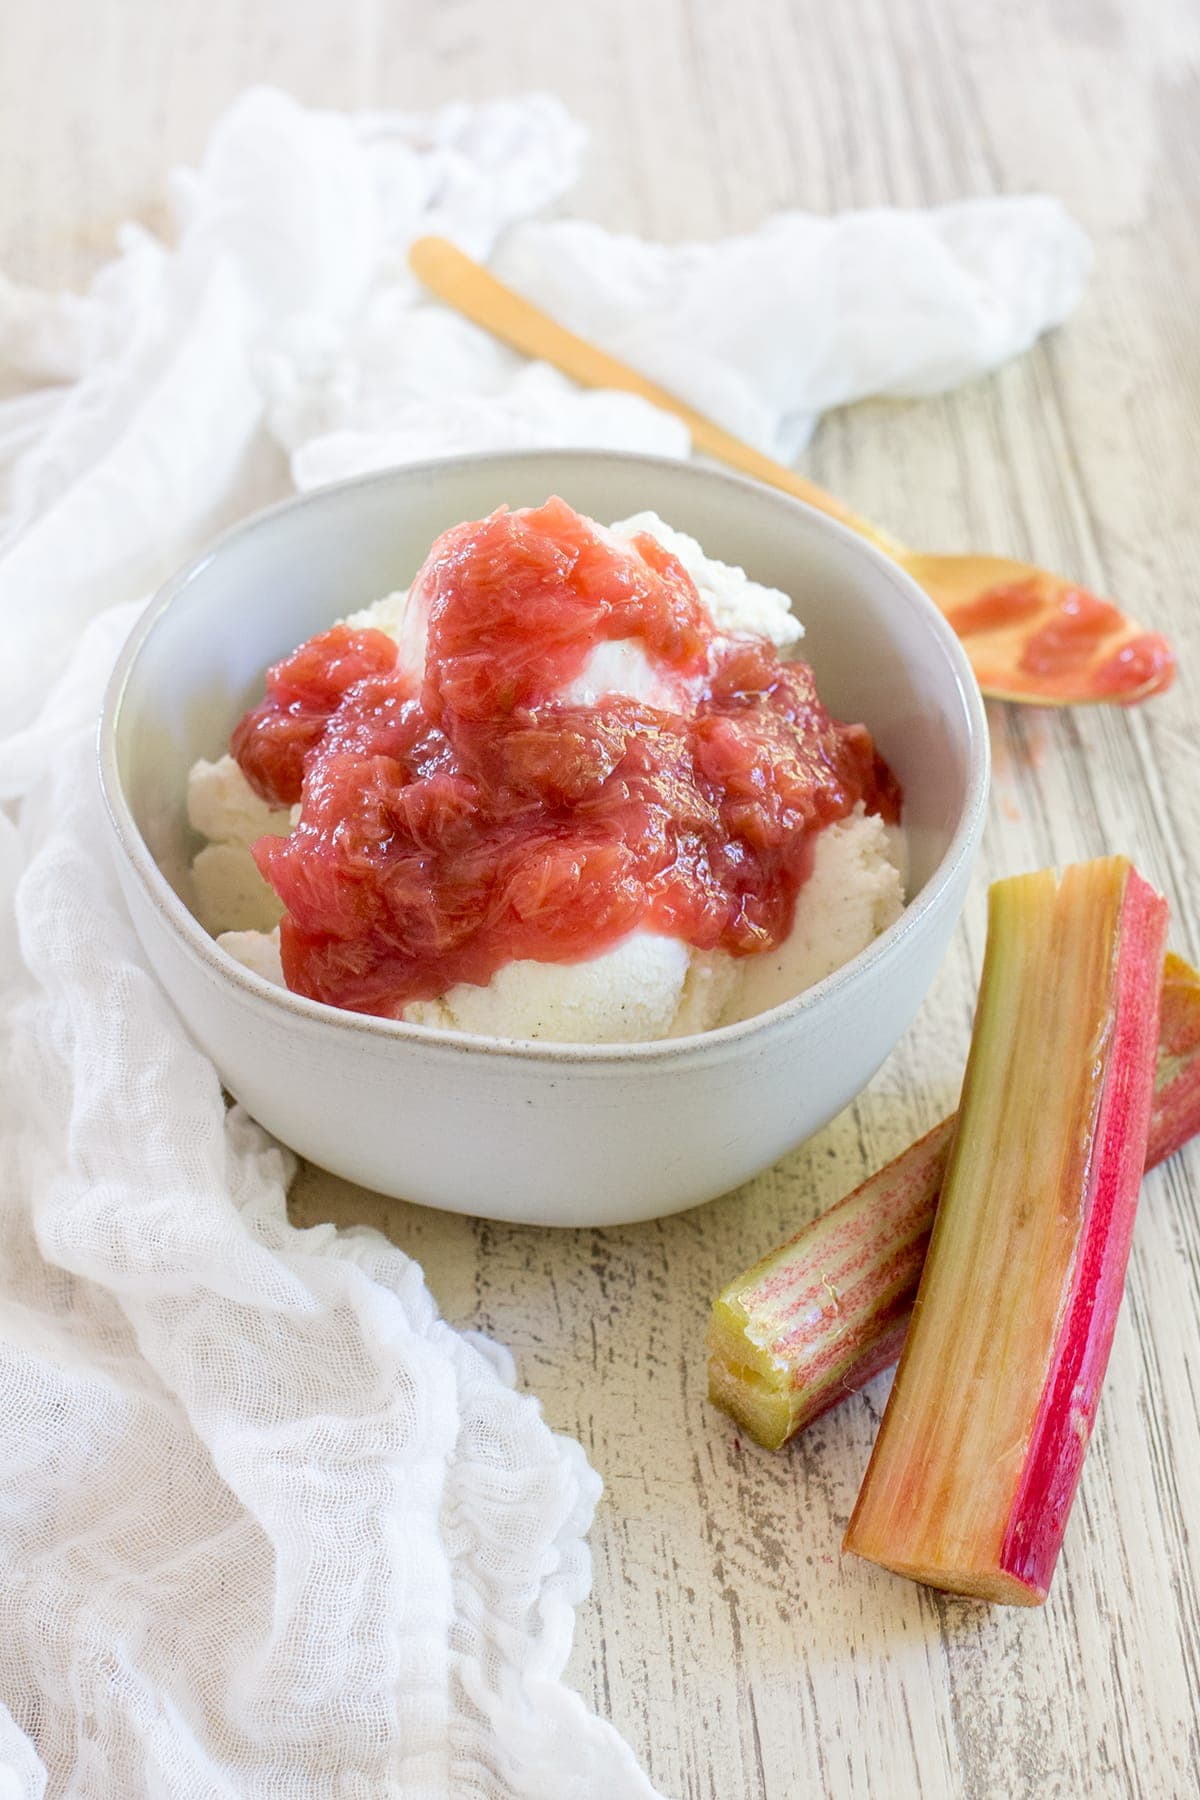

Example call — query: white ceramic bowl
[100,451,988,1226]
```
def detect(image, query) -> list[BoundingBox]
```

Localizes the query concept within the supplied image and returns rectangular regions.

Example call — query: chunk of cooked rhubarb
[707,950,1200,1450]
[842,858,1167,1604]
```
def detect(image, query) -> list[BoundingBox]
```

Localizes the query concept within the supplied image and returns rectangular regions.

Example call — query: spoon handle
[408,235,901,555]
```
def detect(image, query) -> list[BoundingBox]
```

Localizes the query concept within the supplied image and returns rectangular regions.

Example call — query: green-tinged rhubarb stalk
[707,1118,954,1450]
[707,950,1200,1451]
[842,858,1167,1604]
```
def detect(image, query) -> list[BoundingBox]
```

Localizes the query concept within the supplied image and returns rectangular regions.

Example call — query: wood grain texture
[3,0,1198,1793]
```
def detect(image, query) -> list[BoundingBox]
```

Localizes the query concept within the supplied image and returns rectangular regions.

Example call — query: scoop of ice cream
[342,586,422,677]
[404,930,724,1042]
[187,756,291,933]
[215,920,730,1039]
[187,753,295,847]
[193,842,283,936]
[608,513,802,649]
[217,925,285,985]
[342,511,803,711]
[722,806,905,1024]
[216,802,902,1040]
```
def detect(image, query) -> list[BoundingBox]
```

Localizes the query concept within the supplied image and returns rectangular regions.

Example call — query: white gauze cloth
[0,87,1090,1798]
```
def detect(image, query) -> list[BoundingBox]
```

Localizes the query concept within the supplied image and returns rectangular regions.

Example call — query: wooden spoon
[409,235,1174,708]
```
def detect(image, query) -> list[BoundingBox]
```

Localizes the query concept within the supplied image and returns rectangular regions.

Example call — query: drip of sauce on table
[233,499,900,1016]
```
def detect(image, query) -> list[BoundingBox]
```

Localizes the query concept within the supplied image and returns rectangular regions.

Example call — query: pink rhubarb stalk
[707,951,1200,1452]
[842,858,1167,1603]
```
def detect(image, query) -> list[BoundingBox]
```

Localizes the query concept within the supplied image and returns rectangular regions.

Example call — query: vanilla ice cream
[187,754,292,935]
[187,512,905,1041]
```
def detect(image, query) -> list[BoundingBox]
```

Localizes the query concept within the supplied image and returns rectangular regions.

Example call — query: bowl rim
[98,447,990,1066]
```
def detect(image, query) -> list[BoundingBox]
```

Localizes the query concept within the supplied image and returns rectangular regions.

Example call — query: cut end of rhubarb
[853,1554,1048,1607]
[707,1292,797,1450]
[843,857,1168,1605]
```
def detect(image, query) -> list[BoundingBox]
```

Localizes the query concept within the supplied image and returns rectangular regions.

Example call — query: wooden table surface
[5,1,1198,1794]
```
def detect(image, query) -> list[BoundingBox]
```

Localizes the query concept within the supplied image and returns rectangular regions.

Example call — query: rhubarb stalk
[842,858,1167,1603]
[707,951,1200,1452]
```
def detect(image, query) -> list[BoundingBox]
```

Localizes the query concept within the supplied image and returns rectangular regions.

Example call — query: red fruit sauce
[232,499,901,1017]
[947,577,1175,703]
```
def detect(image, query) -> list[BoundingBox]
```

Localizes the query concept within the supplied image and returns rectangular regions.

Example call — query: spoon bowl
[901,551,1175,706]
